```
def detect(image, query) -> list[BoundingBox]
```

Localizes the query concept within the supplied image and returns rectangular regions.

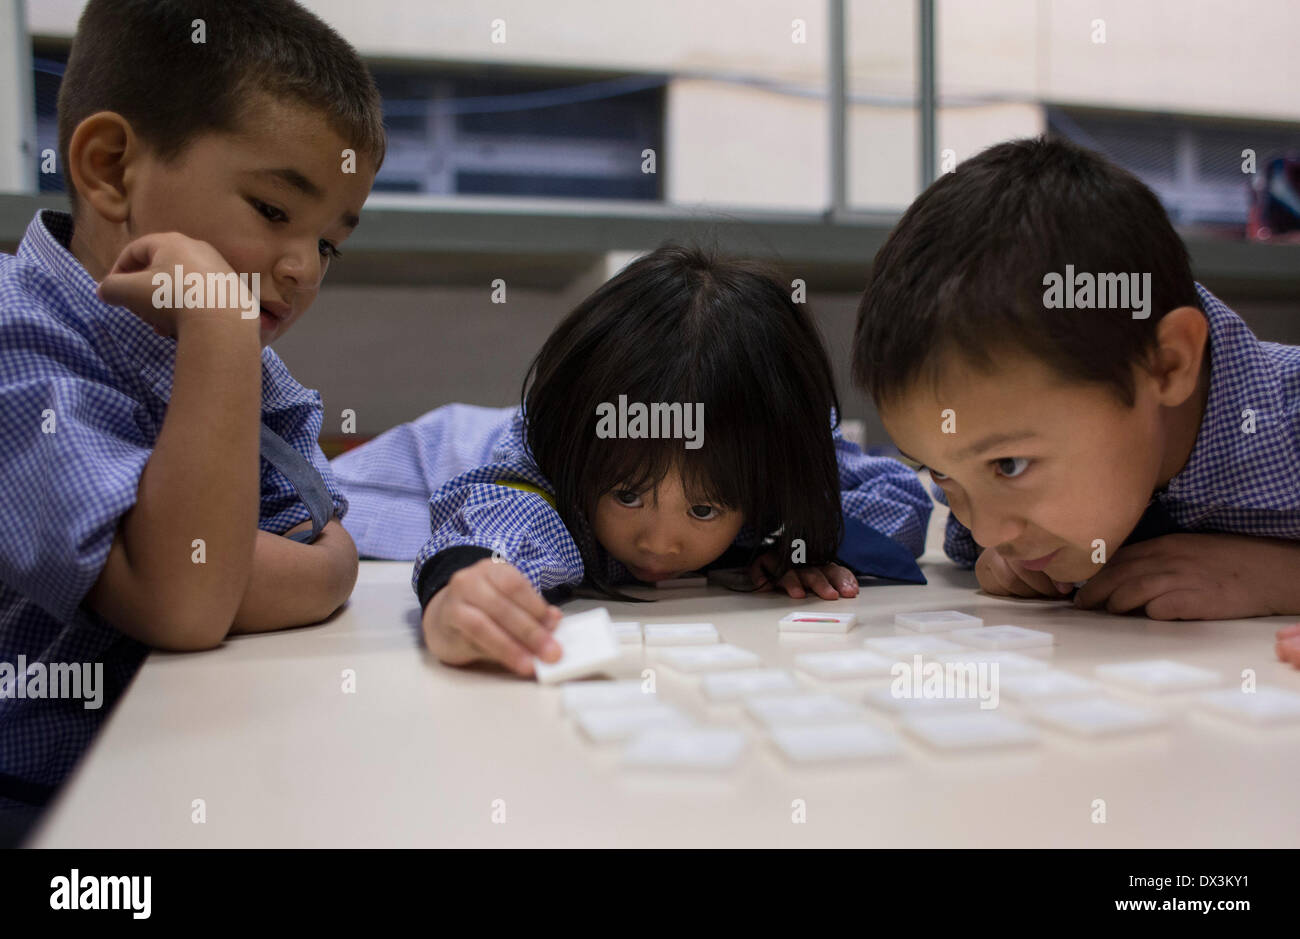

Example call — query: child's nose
[275,242,323,290]
[968,502,1024,550]
[636,523,681,559]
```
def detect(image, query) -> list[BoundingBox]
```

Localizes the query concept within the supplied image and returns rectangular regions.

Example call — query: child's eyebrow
[250,167,361,230]
[898,432,1038,467]
[953,431,1038,460]
[255,166,323,198]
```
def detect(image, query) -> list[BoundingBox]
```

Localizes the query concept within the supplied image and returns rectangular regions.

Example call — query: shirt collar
[18,209,319,414]
[1163,283,1298,510]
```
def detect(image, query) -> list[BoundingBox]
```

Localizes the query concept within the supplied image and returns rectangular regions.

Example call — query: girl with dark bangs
[332,244,931,675]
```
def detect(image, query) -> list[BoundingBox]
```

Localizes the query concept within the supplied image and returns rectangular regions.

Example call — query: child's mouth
[259,304,286,330]
[1020,548,1061,572]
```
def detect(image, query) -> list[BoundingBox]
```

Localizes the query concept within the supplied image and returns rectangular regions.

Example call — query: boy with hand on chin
[853,137,1300,638]
[0,0,383,839]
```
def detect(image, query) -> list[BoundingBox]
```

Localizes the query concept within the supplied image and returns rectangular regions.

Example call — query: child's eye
[926,467,950,482]
[689,504,720,521]
[994,457,1031,478]
[318,240,342,260]
[613,489,642,507]
[252,198,287,223]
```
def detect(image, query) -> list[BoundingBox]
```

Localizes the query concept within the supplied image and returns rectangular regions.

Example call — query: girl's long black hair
[522,243,844,596]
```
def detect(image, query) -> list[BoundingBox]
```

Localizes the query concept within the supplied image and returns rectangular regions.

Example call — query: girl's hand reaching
[747,551,859,600]
[421,558,564,676]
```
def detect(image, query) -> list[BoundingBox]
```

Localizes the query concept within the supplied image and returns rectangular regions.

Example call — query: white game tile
[534,608,621,685]
[894,610,984,633]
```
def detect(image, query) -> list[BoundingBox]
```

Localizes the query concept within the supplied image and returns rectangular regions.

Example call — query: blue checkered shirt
[0,210,346,795]
[940,284,1300,566]
[360,405,932,598]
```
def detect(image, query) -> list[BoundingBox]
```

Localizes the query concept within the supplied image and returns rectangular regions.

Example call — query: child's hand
[97,232,248,338]
[976,547,1074,600]
[1074,533,1299,620]
[747,551,859,600]
[421,558,564,676]
[1277,625,1300,668]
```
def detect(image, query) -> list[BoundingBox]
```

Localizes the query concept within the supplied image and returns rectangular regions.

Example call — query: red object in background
[1247,153,1300,243]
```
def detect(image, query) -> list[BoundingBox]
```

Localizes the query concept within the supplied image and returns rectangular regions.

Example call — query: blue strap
[259,424,332,544]
[837,515,927,585]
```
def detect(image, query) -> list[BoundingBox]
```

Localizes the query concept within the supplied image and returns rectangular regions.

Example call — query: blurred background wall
[4,0,1298,451]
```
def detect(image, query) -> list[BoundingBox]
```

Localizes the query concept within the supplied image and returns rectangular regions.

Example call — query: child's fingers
[454,605,537,676]
[96,270,161,309]
[420,600,479,665]
[478,589,561,662]
[1276,624,1300,640]
[797,567,838,600]
[981,551,1046,599]
[470,573,561,661]
[1277,635,1300,667]
[486,560,558,627]
[746,554,775,591]
[826,563,859,597]
[103,235,160,277]
[775,568,805,599]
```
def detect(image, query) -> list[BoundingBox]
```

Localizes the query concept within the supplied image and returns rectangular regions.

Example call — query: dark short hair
[852,136,1201,407]
[58,0,385,207]
[524,243,844,595]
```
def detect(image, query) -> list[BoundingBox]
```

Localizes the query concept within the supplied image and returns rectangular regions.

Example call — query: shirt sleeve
[930,481,980,568]
[0,343,151,623]
[835,425,932,558]
[411,416,585,605]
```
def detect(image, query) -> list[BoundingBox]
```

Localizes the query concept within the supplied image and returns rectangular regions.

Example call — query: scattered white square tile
[902,712,1040,750]
[701,669,798,702]
[574,703,692,743]
[657,643,762,673]
[951,625,1054,651]
[894,610,984,633]
[622,727,747,769]
[644,623,719,646]
[560,679,657,714]
[778,610,858,634]
[1095,659,1222,693]
[934,650,1049,673]
[864,686,985,714]
[1196,686,1300,726]
[863,635,965,657]
[998,670,1100,702]
[1029,697,1168,737]
[769,722,901,763]
[610,621,643,645]
[794,649,897,680]
[653,575,708,589]
[534,608,621,685]
[744,692,865,727]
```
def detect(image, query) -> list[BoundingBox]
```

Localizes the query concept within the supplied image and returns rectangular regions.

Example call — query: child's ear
[66,111,139,224]
[1150,305,1209,405]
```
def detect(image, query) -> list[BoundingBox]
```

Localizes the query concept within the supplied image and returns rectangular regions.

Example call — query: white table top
[33,552,1300,847]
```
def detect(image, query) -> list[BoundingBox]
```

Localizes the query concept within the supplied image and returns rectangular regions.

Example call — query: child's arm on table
[86,233,261,651]
[422,557,562,676]
[1074,533,1300,620]
[414,461,579,675]
[228,518,359,633]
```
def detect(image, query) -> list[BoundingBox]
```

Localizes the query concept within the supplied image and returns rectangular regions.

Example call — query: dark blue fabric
[1123,497,1186,546]
[837,515,927,585]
